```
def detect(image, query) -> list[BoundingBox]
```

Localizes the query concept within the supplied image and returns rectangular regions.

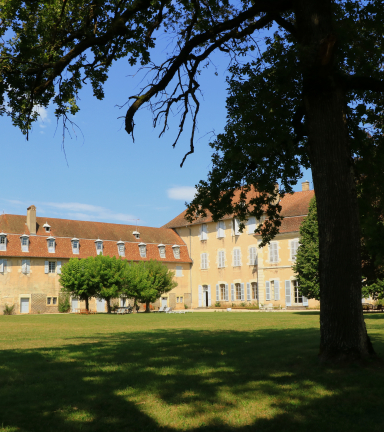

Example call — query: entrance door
[20,298,29,314]
[203,285,211,307]
[97,298,106,313]
[71,297,79,313]
[161,297,168,308]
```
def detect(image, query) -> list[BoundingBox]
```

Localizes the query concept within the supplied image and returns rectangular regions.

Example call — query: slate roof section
[162,190,315,229]
[0,214,191,262]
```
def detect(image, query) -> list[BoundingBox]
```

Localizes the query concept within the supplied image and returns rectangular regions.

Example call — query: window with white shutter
[71,238,79,254]
[274,280,280,300]
[290,239,299,261]
[0,259,3,273]
[176,266,183,277]
[21,235,29,252]
[158,244,166,258]
[216,284,220,301]
[0,233,7,251]
[22,259,30,274]
[269,242,279,263]
[139,243,146,258]
[233,249,241,266]
[48,261,56,273]
[217,221,225,238]
[218,250,225,268]
[118,242,125,257]
[95,239,103,255]
[225,284,229,301]
[249,247,257,265]
[265,281,271,301]
[172,245,180,259]
[57,261,62,274]
[252,282,258,300]
[200,224,208,241]
[47,237,55,253]
[233,218,241,236]
[246,283,251,301]
[231,283,235,301]
[201,253,208,269]
[248,217,256,234]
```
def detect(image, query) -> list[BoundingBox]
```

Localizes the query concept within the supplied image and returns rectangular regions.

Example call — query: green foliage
[58,293,71,313]
[293,198,320,301]
[3,303,15,315]
[215,301,221,307]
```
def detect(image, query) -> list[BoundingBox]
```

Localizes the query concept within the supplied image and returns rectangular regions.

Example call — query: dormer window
[172,245,180,259]
[133,231,140,239]
[158,244,166,258]
[95,239,103,255]
[138,243,146,258]
[47,236,55,253]
[0,233,7,251]
[117,241,125,257]
[43,222,51,233]
[71,238,79,254]
[20,234,29,252]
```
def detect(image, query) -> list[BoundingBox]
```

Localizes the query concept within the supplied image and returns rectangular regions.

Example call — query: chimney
[301,181,310,191]
[27,205,37,235]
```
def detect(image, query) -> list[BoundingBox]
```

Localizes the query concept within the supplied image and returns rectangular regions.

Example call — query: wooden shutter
[225,284,229,301]
[208,285,211,306]
[45,261,49,274]
[241,283,245,301]
[265,281,270,301]
[198,285,202,307]
[246,283,251,301]
[274,280,280,300]
[231,283,235,301]
[303,296,309,306]
[57,261,62,274]
[285,280,291,306]
[216,284,219,301]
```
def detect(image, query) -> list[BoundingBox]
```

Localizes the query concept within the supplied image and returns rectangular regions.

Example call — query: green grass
[0,312,384,432]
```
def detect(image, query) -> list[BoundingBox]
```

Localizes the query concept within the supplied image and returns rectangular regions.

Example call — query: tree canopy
[2,0,384,361]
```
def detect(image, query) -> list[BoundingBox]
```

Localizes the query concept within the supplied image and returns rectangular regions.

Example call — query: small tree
[60,258,97,310]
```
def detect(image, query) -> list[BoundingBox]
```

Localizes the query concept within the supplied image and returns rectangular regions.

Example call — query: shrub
[58,293,70,313]
[184,304,188,309]
[3,304,15,315]
[240,302,246,307]
[215,301,221,307]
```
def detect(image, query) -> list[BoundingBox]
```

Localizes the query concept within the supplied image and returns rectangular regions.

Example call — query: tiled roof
[0,214,191,263]
[162,190,315,229]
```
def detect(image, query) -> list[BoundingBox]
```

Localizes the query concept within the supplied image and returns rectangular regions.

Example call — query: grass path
[0,312,383,432]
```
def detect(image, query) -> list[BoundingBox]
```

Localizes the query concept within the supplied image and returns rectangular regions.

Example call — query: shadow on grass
[1,326,384,432]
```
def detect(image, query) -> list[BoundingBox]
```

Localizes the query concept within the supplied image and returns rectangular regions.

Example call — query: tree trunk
[106,298,111,314]
[295,0,375,362]
[145,301,150,313]
[85,297,89,311]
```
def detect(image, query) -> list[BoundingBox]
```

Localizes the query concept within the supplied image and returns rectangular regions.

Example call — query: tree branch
[341,74,384,92]
[272,14,298,39]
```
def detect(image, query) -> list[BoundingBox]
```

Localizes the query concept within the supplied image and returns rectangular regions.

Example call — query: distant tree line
[59,256,177,313]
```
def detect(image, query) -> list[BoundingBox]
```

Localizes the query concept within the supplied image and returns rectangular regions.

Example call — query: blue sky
[0,34,312,229]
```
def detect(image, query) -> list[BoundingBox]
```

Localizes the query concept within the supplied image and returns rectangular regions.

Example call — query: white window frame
[269,241,279,263]
[72,239,80,254]
[21,259,30,274]
[200,223,208,241]
[217,221,225,238]
[48,261,56,273]
[249,246,257,266]
[117,242,125,257]
[248,217,256,234]
[218,250,225,268]
[172,245,180,259]
[201,253,208,270]
[20,235,29,252]
[47,237,55,253]
[233,218,241,236]
[290,239,300,261]
[95,240,103,255]
[139,243,147,258]
[251,282,258,300]
[233,248,241,267]
[158,244,166,258]
[0,233,7,251]
[176,265,183,277]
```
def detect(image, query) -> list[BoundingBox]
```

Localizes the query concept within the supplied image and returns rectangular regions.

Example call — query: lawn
[0,312,384,432]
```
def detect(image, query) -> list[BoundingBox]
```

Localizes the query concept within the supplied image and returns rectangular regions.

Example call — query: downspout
[186,225,192,308]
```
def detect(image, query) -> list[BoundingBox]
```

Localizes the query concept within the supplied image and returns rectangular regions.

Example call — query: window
[248,217,256,234]
[200,224,208,241]
[201,253,208,270]
[269,242,279,263]
[218,250,225,268]
[158,244,166,258]
[48,261,56,273]
[21,259,30,274]
[117,241,125,257]
[176,266,183,277]
[133,231,140,239]
[47,237,55,253]
[20,235,29,252]
[95,239,103,255]
[139,243,146,258]
[252,282,258,300]
[249,247,257,265]
[233,249,241,267]
[177,296,180,303]
[180,296,183,303]
[220,284,226,301]
[233,218,241,236]
[293,280,302,304]
[0,233,7,251]
[236,283,242,300]
[172,245,180,259]
[290,239,299,261]
[43,223,51,233]
[0,259,6,273]
[217,221,225,238]
[176,296,184,303]
[72,238,79,254]
[47,297,57,306]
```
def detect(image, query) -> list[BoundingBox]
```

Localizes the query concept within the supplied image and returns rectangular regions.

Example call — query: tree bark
[106,298,111,314]
[145,301,151,313]
[295,0,375,362]
[85,297,89,311]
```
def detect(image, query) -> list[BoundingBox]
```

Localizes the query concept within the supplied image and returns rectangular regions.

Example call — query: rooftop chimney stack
[27,205,37,235]
[301,181,310,192]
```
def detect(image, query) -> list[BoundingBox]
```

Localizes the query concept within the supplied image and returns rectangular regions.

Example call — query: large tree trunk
[145,301,151,313]
[295,0,375,362]
[85,297,89,311]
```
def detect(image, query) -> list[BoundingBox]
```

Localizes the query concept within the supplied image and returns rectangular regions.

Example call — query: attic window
[43,222,51,233]
[95,239,103,255]
[0,233,7,251]
[172,245,180,259]
[158,244,166,258]
[20,234,29,252]
[117,241,125,257]
[138,243,146,258]
[47,236,55,253]
[133,231,140,239]
[71,238,79,254]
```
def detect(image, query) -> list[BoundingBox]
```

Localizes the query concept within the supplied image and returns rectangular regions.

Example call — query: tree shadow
[1,326,384,432]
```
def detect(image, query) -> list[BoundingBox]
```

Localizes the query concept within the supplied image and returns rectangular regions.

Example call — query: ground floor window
[236,283,241,300]
[47,297,57,305]
[48,261,56,273]
[293,280,302,304]
[251,282,258,300]
[220,284,226,301]
[176,296,184,303]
